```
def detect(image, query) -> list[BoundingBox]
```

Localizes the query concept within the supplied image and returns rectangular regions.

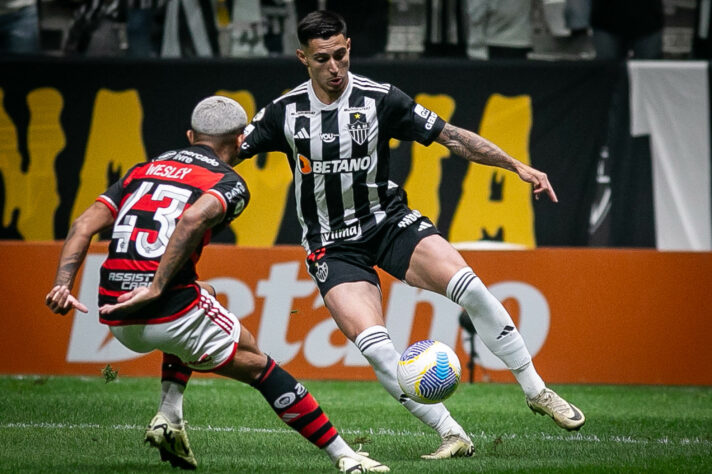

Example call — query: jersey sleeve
[238,101,290,159]
[95,164,141,218]
[381,85,446,146]
[207,172,250,225]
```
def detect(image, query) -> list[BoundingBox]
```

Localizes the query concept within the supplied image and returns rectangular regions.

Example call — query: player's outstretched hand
[99,286,158,317]
[45,285,89,315]
[516,163,558,203]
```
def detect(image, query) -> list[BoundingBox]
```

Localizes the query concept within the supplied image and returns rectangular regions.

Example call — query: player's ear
[346,37,351,52]
[186,130,194,144]
[296,48,308,67]
[235,133,245,149]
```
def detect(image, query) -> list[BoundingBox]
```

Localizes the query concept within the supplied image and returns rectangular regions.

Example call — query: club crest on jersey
[347,112,369,145]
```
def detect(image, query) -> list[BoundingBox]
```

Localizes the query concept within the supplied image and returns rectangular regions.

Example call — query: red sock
[253,357,338,448]
[161,353,192,387]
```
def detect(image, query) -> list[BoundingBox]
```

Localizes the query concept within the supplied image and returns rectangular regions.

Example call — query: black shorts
[305,208,440,297]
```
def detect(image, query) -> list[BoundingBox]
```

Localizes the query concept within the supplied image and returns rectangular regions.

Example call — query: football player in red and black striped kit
[46,96,388,473]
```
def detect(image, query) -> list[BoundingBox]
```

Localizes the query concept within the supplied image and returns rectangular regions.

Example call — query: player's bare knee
[216,350,268,383]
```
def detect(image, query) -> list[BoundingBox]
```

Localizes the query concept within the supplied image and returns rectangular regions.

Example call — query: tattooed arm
[150,193,224,294]
[45,202,115,315]
[99,193,225,316]
[435,123,558,202]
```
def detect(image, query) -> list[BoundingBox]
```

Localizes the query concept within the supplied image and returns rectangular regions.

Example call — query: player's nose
[327,58,339,73]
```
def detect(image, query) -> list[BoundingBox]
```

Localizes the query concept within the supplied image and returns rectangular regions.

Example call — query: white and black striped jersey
[239,72,446,252]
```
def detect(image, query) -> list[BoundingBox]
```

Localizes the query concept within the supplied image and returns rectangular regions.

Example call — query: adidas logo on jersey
[295,127,310,140]
[418,221,433,232]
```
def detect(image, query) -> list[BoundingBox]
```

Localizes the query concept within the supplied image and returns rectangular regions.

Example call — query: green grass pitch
[1,375,711,473]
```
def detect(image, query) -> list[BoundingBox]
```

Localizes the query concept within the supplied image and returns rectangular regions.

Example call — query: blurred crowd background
[1,0,710,61]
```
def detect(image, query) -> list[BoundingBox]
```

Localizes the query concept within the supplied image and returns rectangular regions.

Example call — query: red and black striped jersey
[238,72,445,253]
[96,144,249,325]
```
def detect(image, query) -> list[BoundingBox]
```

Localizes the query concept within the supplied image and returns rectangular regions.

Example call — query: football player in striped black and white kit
[46,96,388,473]
[237,10,586,459]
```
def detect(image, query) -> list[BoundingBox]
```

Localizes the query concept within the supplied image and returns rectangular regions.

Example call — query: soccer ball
[397,340,461,404]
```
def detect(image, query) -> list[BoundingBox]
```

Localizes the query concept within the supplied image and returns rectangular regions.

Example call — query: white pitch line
[1,422,710,448]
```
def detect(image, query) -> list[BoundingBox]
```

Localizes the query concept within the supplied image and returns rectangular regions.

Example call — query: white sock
[355,326,469,440]
[323,436,356,463]
[158,380,185,425]
[512,361,545,399]
[447,267,545,399]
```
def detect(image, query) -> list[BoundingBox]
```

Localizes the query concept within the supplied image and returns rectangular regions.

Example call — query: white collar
[307,72,353,110]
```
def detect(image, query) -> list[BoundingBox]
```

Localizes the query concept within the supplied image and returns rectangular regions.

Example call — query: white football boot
[144,412,198,470]
[526,388,586,431]
[421,434,475,459]
[336,451,390,472]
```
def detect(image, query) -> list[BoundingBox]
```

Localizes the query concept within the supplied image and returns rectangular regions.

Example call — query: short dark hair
[297,10,347,46]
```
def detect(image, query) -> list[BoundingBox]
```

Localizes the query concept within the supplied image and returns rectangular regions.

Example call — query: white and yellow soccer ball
[397,340,462,404]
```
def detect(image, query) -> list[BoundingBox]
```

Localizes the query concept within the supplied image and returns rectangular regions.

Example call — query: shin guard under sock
[355,326,468,439]
[448,267,545,397]
[252,357,339,449]
[159,353,192,424]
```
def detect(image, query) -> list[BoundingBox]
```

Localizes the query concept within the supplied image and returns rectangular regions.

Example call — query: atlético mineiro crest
[315,262,328,283]
[347,112,369,145]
